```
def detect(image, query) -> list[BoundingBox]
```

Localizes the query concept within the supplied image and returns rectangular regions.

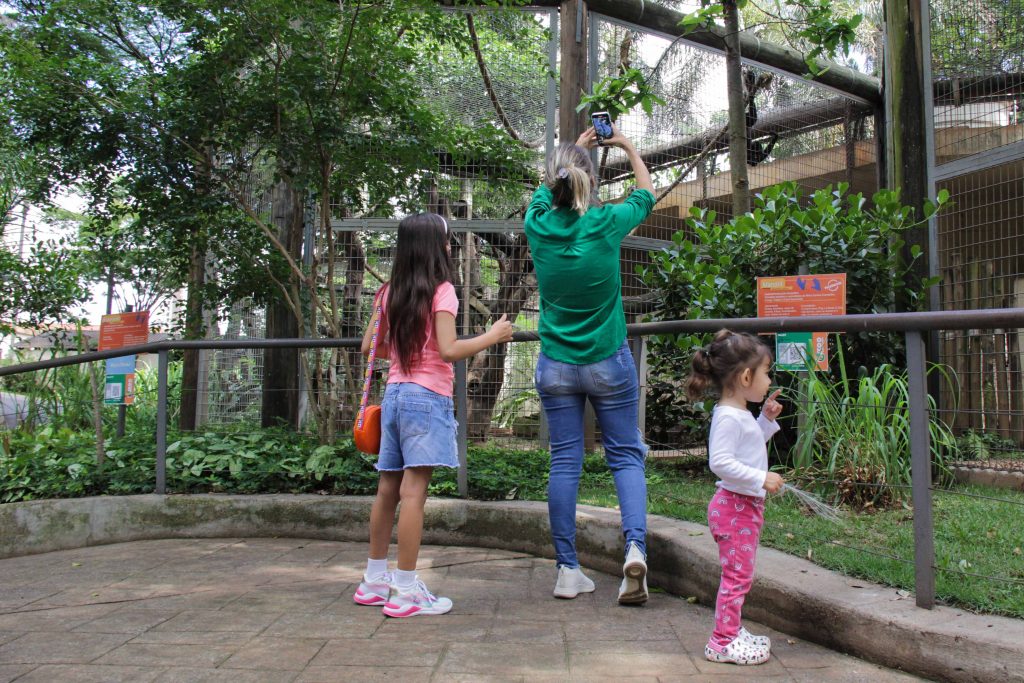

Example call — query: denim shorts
[376,382,459,471]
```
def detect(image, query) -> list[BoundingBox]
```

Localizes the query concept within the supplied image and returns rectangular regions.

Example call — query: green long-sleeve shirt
[524,184,656,364]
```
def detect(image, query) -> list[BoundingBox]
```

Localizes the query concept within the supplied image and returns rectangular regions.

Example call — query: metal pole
[155,349,168,495]
[546,7,559,155]
[116,305,133,438]
[455,359,469,497]
[906,330,935,608]
[918,0,945,414]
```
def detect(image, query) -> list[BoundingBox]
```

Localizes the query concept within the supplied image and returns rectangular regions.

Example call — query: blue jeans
[535,342,648,568]
[376,383,459,471]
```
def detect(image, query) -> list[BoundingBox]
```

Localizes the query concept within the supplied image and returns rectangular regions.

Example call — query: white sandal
[738,626,771,649]
[705,636,771,665]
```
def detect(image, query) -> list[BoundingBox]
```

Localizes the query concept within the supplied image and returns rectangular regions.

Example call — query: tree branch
[466,14,543,150]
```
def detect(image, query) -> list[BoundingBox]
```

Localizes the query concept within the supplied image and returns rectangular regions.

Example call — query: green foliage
[790,340,959,509]
[954,430,1023,462]
[677,0,863,77]
[639,182,944,445]
[578,67,667,118]
[0,238,93,334]
[0,422,557,502]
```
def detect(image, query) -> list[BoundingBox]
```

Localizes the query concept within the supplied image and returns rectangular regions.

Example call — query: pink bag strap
[356,291,384,429]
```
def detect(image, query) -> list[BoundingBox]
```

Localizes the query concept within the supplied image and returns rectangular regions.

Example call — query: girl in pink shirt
[353,213,513,617]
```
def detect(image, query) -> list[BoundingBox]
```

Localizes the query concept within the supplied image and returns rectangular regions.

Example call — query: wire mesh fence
[929,0,1024,458]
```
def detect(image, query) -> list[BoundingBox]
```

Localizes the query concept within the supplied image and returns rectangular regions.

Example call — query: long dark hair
[685,329,772,400]
[386,213,452,374]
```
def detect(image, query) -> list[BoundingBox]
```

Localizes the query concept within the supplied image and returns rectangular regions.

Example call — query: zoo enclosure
[3,307,1024,611]
[188,0,1024,451]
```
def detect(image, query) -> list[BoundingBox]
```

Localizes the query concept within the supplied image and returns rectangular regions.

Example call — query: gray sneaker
[553,565,596,599]
[618,541,648,605]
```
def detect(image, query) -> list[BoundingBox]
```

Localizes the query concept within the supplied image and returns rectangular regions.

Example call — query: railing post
[455,358,469,498]
[155,349,168,495]
[906,330,935,608]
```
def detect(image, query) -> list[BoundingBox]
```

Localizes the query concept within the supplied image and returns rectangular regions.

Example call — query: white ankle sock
[395,569,417,590]
[366,558,388,578]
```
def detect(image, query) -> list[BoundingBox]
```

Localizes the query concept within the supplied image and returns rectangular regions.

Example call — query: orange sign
[756,274,846,318]
[99,312,150,351]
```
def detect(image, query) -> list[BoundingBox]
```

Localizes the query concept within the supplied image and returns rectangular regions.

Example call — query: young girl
[353,212,513,617]
[685,329,784,665]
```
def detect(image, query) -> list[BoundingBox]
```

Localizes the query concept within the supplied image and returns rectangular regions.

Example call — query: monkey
[744,70,778,167]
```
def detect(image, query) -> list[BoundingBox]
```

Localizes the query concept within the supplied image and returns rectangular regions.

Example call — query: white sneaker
[618,541,648,605]
[738,626,770,649]
[705,637,771,665]
[381,579,452,617]
[353,572,392,606]
[553,565,595,599]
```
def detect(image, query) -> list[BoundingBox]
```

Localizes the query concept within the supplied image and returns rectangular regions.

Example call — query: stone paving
[0,538,925,682]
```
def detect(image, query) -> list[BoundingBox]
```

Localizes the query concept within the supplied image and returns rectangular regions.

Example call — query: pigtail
[685,329,771,400]
[685,348,714,400]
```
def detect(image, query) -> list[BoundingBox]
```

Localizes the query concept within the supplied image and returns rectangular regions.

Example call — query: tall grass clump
[790,339,958,509]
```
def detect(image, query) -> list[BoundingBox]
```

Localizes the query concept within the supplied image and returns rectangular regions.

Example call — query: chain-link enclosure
[177,3,1024,462]
[931,0,1024,456]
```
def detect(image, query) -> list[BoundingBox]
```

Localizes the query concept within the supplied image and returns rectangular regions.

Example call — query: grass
[571,460,1024,619]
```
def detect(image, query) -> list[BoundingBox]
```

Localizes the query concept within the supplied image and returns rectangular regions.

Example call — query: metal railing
[2,306,1024,609]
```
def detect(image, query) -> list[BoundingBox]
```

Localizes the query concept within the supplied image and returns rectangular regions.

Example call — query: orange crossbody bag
[353,297,384,454]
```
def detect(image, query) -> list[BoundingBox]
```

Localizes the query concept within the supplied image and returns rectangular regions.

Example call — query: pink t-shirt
[377,281,459,397]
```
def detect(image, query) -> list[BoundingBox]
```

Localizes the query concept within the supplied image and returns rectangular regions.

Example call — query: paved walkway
[0,539,924,682]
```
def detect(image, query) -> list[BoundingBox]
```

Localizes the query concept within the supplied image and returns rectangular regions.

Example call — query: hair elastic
[556,168,569,179]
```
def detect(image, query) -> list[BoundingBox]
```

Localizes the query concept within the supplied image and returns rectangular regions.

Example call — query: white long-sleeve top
[707,404,781,498]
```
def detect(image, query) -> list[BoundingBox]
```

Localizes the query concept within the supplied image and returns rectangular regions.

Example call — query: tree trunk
[179,240,206,431]
[559,0,589,141]
[466,234,535,441]
[883,0,931,311]
[723,0,750,217]
[262,180,303,429]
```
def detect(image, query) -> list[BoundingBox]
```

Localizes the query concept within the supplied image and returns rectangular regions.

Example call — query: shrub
[639,181,943,448]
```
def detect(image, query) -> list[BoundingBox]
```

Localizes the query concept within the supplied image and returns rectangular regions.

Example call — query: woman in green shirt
[525,125,656,605]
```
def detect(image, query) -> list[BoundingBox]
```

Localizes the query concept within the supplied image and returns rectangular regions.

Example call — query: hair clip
[704,346,714,358]
[556,168,569,179]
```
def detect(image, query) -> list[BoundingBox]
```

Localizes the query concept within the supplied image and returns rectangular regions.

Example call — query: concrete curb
[952,465,1024,491]
[1,494,1021,682]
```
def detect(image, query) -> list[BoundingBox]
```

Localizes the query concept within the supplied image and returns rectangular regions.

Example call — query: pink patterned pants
[707,487,765,649]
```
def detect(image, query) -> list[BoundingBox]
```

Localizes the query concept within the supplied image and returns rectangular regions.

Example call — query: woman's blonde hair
[545,142,594,215]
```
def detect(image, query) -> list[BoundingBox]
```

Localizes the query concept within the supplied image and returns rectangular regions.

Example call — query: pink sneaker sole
[353,589,387,606]
[381,602,424,618]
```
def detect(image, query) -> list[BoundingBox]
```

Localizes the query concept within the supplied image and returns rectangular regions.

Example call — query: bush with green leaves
[639,181,945,447]
[0,423,559,503]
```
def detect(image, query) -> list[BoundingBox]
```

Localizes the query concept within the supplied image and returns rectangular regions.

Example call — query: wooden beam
[600,97,874,179]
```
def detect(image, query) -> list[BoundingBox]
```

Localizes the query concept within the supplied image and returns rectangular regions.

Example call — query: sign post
[99,311,150,412]
[757,274,846,369]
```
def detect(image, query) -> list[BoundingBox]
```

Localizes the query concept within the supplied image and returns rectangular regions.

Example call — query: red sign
[756,274,846,318]
[99,312,150,351]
